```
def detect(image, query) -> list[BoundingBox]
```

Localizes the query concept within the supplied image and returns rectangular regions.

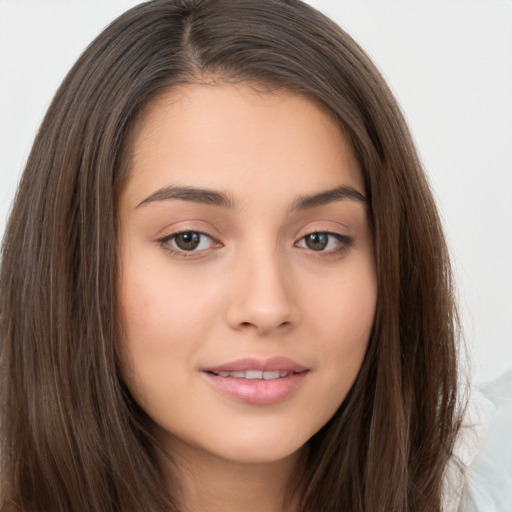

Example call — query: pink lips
[202,357,309,405]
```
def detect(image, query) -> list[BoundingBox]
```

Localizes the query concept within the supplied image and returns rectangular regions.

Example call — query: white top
[444,370,512,512]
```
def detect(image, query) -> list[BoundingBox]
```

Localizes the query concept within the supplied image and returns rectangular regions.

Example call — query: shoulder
[456,370,512,512]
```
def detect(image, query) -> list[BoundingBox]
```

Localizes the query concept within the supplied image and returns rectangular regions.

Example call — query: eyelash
[297,232,353,256]
[157,230,353,259]
[157,230,217,258]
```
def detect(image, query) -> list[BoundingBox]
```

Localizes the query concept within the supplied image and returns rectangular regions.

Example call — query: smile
[210,370,291,379]
[202,357,309,405]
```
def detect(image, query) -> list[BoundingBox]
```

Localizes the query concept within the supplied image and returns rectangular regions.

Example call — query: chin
[215,438,305,465]
[159,420,311,467]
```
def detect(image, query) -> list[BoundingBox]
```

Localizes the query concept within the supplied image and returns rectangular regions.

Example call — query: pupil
[176,232,200,251]
[306,233,328,251]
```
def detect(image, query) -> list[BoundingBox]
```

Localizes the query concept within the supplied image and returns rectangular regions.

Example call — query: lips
[204,356,308,374]
[202,357,309,405]
[210,369,291,379]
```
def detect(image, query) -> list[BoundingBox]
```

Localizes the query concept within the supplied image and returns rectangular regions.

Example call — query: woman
[0,1,467,510]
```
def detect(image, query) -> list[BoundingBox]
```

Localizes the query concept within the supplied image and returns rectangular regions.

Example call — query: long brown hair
[0,1,463,510]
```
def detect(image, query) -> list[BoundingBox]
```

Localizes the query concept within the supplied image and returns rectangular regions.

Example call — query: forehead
[123,82,364,208]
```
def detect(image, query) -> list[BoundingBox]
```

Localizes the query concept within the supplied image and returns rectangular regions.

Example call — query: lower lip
[202,371,309,405]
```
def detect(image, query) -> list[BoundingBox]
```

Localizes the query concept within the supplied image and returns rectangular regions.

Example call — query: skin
[117,82,377,512]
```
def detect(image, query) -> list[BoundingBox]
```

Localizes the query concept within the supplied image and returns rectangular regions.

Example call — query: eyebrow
[290,185,367,211]
[136,184,367,210]
[137,185,235,208]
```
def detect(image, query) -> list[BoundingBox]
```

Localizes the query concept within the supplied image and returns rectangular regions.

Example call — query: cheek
[306,253,377,346]
[116,262,221,405]
[303,256,376,407]
[119,259,219,341]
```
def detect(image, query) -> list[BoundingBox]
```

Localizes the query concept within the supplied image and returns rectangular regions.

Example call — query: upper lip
[203,356,308,373]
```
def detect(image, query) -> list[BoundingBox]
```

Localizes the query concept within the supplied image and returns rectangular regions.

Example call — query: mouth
[207,369,296,379]
[202,357,310,405]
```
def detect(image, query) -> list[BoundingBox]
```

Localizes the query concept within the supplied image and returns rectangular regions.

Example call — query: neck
[157,436,305,512]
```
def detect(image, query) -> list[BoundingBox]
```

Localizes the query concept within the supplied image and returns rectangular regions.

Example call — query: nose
[225,247,299,335]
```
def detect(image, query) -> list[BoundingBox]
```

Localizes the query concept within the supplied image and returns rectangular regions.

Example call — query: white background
[1,0,511,383]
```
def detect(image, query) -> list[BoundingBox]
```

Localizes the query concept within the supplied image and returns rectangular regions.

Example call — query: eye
[297,232,352,253]
[159,231,216,253]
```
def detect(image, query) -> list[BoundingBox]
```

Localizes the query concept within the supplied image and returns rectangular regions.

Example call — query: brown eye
[297,232,353,253]
[304,233,329,251]
[161,231,215,253]
[174,232,201,251]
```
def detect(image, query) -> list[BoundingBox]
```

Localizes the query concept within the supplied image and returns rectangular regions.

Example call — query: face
[117,83,377,467]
